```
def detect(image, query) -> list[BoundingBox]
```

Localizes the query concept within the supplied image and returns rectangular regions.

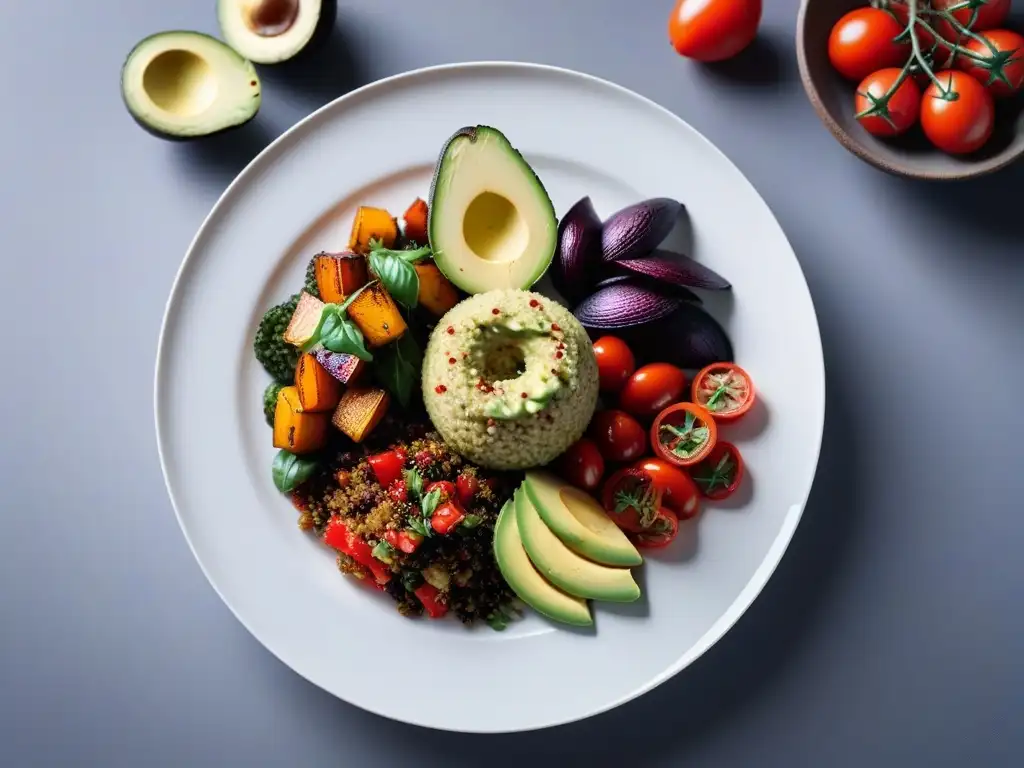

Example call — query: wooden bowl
[796,0,1024,180]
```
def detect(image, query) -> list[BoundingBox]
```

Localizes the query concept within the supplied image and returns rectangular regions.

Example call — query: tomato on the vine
[592,336,635,394]
[668,0,762,63]
[558,438,605,492]
[633,458,701,520]
[588,409,647,463]
[855,68,922,137]
[631,508,680,549]
[619,363,687,420]
[828,7,909,82]
[934,0,1011,35]
[920,69,995,153]
[959,29,1024,97]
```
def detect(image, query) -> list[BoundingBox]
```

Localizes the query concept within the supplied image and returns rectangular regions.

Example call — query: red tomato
[601,468,663,532]
[558,438,606,492]
[631,508,680,549]
[855,68,922,136]
[383,529,423,554]
[367,447,407,488]
[633,458,701,520]
[618,363,687,419]
[934,0,1010,34]
[455,474,480,506]
[650,403,718,467]
[414,584,448,618]
[828,8,908,82]
[692,363,756,421]
[668,0,762,63]
[959,29,1024,97]
[592,336,635,394]
[692,442,745,500]
[920,70,995,153]
[431,501,465,534]
[425,480,456,502]
[588,409,647,463]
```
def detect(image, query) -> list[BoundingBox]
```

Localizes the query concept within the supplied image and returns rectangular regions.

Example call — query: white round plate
[155,62,824,733]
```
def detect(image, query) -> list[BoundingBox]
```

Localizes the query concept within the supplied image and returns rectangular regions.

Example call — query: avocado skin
[119,30,261,142]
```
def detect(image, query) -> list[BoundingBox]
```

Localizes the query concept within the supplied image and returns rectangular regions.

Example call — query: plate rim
[153,60,826,732]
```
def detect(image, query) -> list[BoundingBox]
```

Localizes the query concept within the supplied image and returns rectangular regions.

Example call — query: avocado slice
[494,500,592,627]
[515,489,640,603]
[120,31,261,140]
[218,0,337,64]
[523,472,642,568]
[428,126,558,294]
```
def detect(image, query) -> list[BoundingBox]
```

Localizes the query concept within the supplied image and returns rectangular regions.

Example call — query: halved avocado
[515,489,640,603]
[494,500,593,627]
[120,31,261,140]
[218,0,337,64]
[523,471,642,568]
[428,126,558,294]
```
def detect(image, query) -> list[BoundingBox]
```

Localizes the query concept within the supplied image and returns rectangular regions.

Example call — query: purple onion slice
[594,273,702,305]
[613,304,734,370]
[573,279,684,329]
[615,250,731,290]
[601,198,682,263]
[552,196,602,304]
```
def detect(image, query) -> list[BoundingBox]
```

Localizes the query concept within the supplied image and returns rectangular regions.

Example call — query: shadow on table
[694,35,794,88]
[169,118,276,191]
[261,321,865,763]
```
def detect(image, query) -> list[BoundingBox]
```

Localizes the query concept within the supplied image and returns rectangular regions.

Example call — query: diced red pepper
[414,583,448,618]
[456,474,480,506]
[431,501,466,535]
[323,517,391,584]
[384,529,423,554]
[368,447,407,489]
[425,480,456,502]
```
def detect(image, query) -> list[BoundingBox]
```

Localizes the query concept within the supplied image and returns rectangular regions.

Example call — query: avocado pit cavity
[463,191,528,264]
[142,49,218,116]
[245,0,300,37]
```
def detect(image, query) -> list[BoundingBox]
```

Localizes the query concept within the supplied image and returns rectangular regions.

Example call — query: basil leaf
[374,332,421,408]
[421,488,441,519]
[403,468,424,500]
[369,250,419,309]
[321,315,373,361]
[398,245,432,264]
[461,514,482,530]
[272,450,319,493]
[300,304,339,353]
[372,540,396,564]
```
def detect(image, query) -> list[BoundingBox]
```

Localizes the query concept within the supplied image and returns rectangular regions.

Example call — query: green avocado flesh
[121,31,261,140]
[217,0,336,64]
[494,500,592,627]
[523,472,642,567]
[515,489,641,603]
[428,126,558,294]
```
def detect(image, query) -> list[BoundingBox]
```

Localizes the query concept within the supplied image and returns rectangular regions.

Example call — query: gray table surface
[2,1,1022,765]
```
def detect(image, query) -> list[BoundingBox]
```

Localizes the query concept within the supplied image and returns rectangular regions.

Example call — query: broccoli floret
[263,381,285,425]
[305,256,320,297]
[254,294,302,383]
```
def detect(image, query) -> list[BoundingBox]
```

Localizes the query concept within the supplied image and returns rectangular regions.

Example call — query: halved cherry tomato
[959,29,1024,97]
[588,409,647,463]
[593,336,636,394]
[558,438,605,492]
[414,583,449,618]
[619,363,687,419]
[425,480,457,502]
[934,0,1010,36]
[455,474,480,506]
[920,70,994,154]
[650,403,717,467]
[601,468,663,533]
[828,7,908,82]
[691,362,756,422]
[631,508,680,549]
[367,447,407,488]
[323,517,392,584]
[384,529,423,554]
[633,457,701,520]
[431,501,466,534]
[668,0,762,63]
[855,68,922,137]
[692,442,745,500]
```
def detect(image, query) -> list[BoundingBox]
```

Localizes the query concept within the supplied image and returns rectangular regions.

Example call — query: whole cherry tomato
[828,7,908,82]
[592,336,635,394]
[633,457,701,520]
[934,0,1010,35]
[631,508,680,549]
[920,70,995,154]
[959,29,1024,97]
[588,409,647,463]
[619,363,687,419]
[558,438,606,492]
[668,0,762,63]
[855,68,922,137]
